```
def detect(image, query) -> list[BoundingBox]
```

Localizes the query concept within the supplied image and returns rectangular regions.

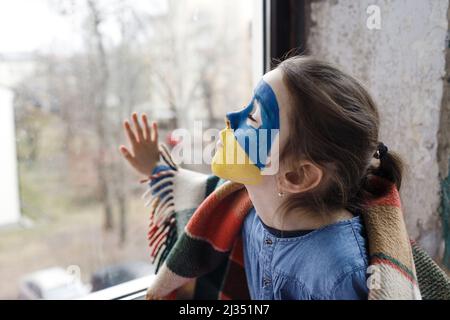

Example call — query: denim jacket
[242,208,369,300]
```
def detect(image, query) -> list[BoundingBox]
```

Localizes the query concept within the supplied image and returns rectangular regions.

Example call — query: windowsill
[80,275,155,300]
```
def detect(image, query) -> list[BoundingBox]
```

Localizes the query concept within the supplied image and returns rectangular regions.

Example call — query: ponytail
[371,142,404,190]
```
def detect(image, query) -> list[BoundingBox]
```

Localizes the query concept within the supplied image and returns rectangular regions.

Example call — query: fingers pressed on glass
[124,120,137,146]
[142,113,151,141]
[151,121,158,142]
[132,112,144,142]
[119,145,133,159]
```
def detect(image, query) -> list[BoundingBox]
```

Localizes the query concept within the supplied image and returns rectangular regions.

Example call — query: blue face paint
[226,79,280,169]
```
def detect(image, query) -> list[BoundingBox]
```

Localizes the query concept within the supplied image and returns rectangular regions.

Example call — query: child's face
[211,68,291,185]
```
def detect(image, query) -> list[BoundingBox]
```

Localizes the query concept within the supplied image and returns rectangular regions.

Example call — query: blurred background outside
[0,0,254,299]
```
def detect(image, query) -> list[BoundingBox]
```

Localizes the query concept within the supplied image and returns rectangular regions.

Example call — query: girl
[119,56,423,300]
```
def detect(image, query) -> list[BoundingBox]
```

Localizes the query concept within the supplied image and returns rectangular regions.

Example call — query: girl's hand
[119,112,159,177]
[145,287,162,300]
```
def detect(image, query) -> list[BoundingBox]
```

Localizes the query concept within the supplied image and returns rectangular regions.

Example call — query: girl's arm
[143,155,222,299]
[119,113,223,299]
[118,113,221,236]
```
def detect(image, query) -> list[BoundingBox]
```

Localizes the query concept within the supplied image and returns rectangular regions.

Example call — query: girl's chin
[212,130,264,185]
[211,150,263,185]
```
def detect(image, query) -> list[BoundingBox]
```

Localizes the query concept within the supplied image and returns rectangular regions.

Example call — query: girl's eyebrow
[252,79,267,94]
[254,84,279,109]
[251,96,264,114]
[253,92,270,108]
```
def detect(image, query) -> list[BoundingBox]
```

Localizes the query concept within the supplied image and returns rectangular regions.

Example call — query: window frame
[264,0,308,71]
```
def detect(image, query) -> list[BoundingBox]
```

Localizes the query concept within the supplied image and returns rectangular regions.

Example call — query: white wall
[0,87,21,226]
[308,0,448,257]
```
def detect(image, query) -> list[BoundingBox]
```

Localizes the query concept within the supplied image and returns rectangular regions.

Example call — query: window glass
[0,0,254,299]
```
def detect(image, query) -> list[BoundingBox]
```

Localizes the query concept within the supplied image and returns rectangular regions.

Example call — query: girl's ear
[278,160,323,194]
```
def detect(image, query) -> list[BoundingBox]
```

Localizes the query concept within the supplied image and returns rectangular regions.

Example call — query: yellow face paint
[211,128,262,185]
[211,80,280,185]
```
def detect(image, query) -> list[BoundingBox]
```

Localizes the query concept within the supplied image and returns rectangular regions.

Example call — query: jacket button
[263,278,271,287]
[264,238,273,245]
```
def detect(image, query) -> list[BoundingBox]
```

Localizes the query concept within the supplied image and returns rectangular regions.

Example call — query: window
[0,0,260,299]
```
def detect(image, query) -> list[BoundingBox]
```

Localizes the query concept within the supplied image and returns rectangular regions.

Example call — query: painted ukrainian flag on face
[211,80,280,185]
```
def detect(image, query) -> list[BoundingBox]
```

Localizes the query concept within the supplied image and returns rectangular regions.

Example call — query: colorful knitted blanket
[142,147,450,300]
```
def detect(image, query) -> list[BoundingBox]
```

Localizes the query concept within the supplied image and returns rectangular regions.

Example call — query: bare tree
[15,0,252,243]
[85,0,114,230]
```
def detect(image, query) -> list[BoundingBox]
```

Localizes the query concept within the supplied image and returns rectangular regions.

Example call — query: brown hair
[277,56,403,214]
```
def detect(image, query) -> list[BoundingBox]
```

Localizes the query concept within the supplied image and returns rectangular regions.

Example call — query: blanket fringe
[146,144,179,274]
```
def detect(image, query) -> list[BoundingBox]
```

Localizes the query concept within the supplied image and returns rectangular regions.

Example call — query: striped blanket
[142,147,450,300]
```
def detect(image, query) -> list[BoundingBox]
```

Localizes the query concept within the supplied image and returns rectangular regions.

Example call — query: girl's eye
[246,99,262,128]
[247,100,259,122]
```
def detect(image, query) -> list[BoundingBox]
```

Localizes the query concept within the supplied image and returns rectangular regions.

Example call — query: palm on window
[119,112,160,177]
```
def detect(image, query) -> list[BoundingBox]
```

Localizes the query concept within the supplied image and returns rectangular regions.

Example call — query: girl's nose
[226,110,242,130]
